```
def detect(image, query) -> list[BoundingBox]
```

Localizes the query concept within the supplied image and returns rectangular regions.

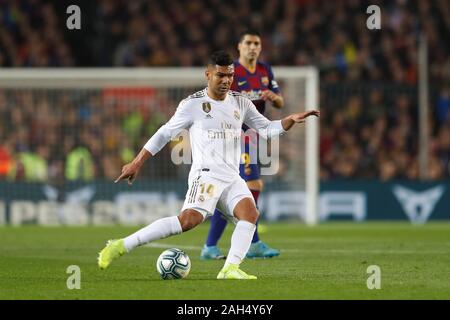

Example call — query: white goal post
[0,67,319,225]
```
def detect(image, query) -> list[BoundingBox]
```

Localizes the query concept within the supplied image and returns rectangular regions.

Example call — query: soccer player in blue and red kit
[201,29,284,259]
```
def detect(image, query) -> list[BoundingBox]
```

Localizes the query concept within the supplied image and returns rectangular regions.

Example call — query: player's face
[206,64,234,99]
[238,35,262,62]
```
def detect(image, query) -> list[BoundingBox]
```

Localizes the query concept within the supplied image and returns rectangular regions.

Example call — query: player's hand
[260,90,280,102]
[115,162,141,185]
[291,110,320,123]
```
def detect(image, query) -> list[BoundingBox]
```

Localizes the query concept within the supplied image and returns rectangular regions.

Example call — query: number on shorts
[199,183,215,198]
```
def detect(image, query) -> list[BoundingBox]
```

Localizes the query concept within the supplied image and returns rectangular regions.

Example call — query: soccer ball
[156,248,191,280]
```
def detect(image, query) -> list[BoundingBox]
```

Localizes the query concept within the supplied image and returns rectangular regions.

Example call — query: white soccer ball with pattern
[156,248,191,280]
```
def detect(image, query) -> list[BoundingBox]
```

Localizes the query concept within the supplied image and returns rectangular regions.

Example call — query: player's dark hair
[208,50,234,67]
[238,28,261,42]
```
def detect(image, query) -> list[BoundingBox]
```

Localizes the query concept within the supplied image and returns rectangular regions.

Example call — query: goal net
[0,68,319,226]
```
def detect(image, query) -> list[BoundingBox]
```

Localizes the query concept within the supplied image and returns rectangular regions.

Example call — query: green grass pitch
[1,222,449,299]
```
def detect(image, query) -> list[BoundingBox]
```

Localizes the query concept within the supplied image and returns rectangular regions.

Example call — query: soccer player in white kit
[98,51,320,279]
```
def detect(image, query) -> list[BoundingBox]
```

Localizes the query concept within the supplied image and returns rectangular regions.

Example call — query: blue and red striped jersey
[231,60,280,115]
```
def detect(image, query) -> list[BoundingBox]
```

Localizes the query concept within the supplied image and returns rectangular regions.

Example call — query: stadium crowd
[0,0,449,182]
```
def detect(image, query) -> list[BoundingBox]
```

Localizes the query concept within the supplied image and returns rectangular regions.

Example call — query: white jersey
[144,88,285,181]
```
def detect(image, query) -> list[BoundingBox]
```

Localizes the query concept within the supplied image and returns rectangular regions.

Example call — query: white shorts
[181,173,254,221]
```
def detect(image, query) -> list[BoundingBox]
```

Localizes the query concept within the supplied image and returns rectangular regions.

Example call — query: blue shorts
[239,162,260,181]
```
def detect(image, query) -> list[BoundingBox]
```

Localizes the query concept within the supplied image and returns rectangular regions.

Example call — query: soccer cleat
[246,241,280,259]
[98,239,126,270]
[217,264,257,280]
[200,245,226,260]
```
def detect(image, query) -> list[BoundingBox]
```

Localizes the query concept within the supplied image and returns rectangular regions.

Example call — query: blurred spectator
[436,86,450,124]
[437,126,450,177]
[8,146,48,182]
[0,142,12,178]
[65,146,95,181]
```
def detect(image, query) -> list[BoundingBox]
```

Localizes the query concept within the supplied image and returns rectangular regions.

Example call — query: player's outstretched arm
[243,98,319,138]
[115,148,153,185]
[281,110,320,131]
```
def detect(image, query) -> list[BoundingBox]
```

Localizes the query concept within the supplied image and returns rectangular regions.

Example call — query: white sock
[123,216,182,252]
[225,220,256,266]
